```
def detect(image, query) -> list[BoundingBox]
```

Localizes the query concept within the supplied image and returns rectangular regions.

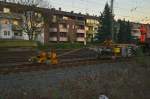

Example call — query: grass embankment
[0,40,37,48]
[38,43,86,50]
[53,43,85,49]
[0,40,94,49]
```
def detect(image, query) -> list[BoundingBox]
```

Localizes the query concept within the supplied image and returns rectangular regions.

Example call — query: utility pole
[110,0,114,42]
[110,0,114,14]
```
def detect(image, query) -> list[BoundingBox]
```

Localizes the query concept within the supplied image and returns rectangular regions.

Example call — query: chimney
[71,11,74,13]
[59,7,61,11]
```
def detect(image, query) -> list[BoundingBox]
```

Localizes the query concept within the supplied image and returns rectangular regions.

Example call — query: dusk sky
[47,0,150,23]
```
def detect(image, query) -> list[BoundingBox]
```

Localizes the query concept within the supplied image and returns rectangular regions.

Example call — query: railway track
[0,49,73,66]
[0,57,133,75]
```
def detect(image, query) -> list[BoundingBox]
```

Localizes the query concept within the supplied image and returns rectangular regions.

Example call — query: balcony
[59,28,68,32]
[12,25,22,31]
[76,20,85,25]
[0,12,23,19]
[49,37,57,41]
[87,30,94,34]
[58,19,66,23]
[76,37,85,42]
[77,29,86,33]
[49,28,57,32]
[147,32,150,38]
[86,22,99,26]
[131,29,141,37]
[60,37,68,41]
[52,19,57,23]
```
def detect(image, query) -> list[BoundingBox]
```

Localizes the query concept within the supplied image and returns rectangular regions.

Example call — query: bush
[37,41,49,50]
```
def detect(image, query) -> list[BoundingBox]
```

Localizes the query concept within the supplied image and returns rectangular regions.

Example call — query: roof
[0,1,99,20]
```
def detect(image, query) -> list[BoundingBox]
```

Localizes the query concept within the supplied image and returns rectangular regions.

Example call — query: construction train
[92,40,138,59]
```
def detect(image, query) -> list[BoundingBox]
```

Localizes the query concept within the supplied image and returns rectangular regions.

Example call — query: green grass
[0,40,37,48]
[47,43,86,49]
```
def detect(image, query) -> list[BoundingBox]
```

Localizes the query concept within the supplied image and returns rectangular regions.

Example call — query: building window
[77,33,84,37]
[14,32,22,36]
[50,33,57,37]
[63,16,69,20]
[52,15,57,22]
[59,24,67,28]
[3,8,10,13]
[4,31,7,36]
[60,32,67,37]
[5,20,9,24]
[77,25,85,29]
[4,31,10,36]
[67,25,69,28]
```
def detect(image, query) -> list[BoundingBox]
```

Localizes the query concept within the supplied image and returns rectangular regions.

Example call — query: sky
[46,0,150,23]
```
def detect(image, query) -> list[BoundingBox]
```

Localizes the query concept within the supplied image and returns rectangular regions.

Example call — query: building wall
[131,23,141,39]
[143,24,150,39]
[85,18,99,42]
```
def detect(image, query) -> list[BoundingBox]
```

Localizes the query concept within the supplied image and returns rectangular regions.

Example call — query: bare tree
[15,0,44,40]
[2,0,51,8]
[23,11,44,40]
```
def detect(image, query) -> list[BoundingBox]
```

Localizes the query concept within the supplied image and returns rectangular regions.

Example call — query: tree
[97,3,113,42]
[1,0,51,8]
[126,21,132,43]
[20,0,45,40]
[23,10,44,40]
[117,19,132,43]
[13,0,48,41]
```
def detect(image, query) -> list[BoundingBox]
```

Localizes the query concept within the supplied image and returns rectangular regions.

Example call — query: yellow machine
[29,49,58,65]
[97,39,135,59]
[48,49,58,65]
[38,51,47,63]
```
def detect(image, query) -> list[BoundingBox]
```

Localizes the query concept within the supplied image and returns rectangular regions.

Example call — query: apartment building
[0,1,99,44]
[0,2,23,39]
[48,8,87,43]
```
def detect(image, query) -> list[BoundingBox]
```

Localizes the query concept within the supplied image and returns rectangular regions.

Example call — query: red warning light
[140,25,147,35]
[140,34,145,43]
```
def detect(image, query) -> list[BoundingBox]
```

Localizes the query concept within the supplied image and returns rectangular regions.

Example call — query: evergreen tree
[118,20,125,43]
[117,20,132,43]
[97,3,113,42]
[126,21,132,43]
